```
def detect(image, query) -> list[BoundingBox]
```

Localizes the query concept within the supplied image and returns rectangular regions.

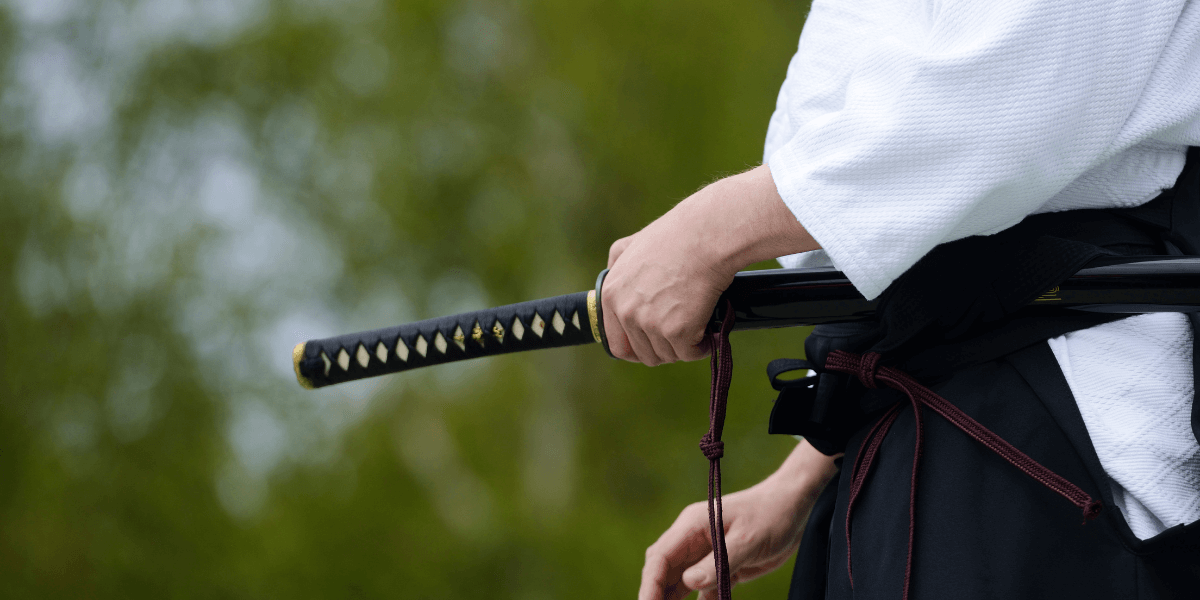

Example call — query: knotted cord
[700,300,736,600]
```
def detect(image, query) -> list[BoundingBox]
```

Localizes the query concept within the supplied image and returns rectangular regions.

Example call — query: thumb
[684,533,753,591]
[682,553,716,591]
[686,549,710,588]
[683,549,736,592]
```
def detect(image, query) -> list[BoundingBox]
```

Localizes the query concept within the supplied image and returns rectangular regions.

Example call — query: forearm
[764,438,840,502]
[687,164,821,277]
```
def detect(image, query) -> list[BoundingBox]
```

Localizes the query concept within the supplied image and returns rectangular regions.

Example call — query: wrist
[765,438,840,502]
[695,165,820,275]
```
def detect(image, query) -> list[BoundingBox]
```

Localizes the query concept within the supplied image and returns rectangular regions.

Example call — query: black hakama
[787,342,1200,600]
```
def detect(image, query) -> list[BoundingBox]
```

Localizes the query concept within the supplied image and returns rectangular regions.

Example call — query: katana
[292,255,1200,389]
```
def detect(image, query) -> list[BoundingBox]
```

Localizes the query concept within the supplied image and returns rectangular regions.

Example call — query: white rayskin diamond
[571,311,581,330]
[337,348,351,371]
[356,344,370,368]
[434,332,448,354]
[453,326,466,351]
[321,352,332,376]
[512,317,525,340]
[551,310,565,335]
[376,341,388,364]
[532,313,546,338]
[415,335,428,357]
[396,337,410,361]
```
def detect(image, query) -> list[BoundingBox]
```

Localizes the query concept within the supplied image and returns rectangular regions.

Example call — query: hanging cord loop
[700,300,736,600]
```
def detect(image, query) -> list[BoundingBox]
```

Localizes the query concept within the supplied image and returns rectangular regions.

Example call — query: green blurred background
[0,0,815,596]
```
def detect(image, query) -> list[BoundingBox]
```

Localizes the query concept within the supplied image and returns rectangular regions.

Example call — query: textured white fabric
[765,0,1200,299]
[764,0,1200,539]
[1048,314,1200,539]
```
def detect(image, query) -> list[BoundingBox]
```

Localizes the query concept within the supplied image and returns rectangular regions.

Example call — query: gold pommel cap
[293,342,315,389]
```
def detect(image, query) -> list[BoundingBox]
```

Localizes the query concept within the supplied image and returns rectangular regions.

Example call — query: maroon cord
[825,350,1102,600]
[700,301,736,600]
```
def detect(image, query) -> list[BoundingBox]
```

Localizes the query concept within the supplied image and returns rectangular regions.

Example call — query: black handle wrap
[295,292,595,389]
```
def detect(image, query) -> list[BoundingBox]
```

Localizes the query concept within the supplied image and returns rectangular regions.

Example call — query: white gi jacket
[765,0,1200,539]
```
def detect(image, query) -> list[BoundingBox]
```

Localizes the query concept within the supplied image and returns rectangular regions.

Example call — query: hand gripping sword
[292,255,1200,389]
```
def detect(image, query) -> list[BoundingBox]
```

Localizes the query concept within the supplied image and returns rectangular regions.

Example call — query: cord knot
[824,350,884,389]
[855,351,883,389]
[699,433,724,460]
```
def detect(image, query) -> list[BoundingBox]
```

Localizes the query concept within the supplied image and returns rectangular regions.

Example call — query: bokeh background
[0,0,816,597]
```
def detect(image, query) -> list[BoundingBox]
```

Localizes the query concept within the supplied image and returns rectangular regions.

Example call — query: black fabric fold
[780,146,1200,599]
[771,146,1200,454]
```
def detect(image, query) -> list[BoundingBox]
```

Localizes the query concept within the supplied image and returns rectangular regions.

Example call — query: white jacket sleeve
[767,0,1200,299]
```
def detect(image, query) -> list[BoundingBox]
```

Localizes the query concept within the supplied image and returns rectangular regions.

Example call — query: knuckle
[608,238,630,262]
[642,555,667,575]
[664,321,690,339]
[728,529,754,550]
[615,304,636,323]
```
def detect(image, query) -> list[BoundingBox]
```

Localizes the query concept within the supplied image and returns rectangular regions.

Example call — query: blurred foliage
[0,0,813,597]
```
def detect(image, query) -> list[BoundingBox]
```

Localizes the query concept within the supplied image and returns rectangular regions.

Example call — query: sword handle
[294,291,599,389]
[294,256,1200,389]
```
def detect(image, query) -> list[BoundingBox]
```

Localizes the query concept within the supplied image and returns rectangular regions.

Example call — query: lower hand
[637,439,839,600]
